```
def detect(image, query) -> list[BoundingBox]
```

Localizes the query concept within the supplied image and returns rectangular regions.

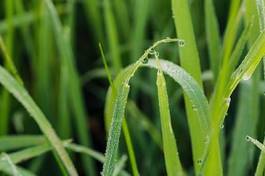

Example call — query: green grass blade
[0,136,44,151]
[66,143,105,163]
[0,66,77,176]
[246,136,265,152]
[83,0,103,41]
[130,0,150,61]
[255,137,265,176]
[103,0,122,73]
[228,2,260,175]
[113,0,130,40]
[256,0,265,87]
[102,83,130,176]
[171,0,208,173]
[171,0,202,85]
[100,42,139,176]
[44,1,95,174]
[105,57,210,175]
[228,77,260,176]
[0,153,23,176]
[204,0,221,79]
[127,101,162,149]
[121,120,139,176]
[2,166,36,176]
[156,69,184,176]
[221,0,242,66]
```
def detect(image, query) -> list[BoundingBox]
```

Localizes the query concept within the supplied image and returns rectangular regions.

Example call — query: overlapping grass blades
[0,66,77,175]
[103,38,210,176]
[44,0,95,175]
[171,0,207,173]
[228,1,260,175]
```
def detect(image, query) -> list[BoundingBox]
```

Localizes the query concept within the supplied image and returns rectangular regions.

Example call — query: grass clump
[1,0,265,175]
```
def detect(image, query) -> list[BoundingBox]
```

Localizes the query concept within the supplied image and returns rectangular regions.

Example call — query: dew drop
[225,97,231,105]
[142,58,149,64]
[220,124,224,129]
[192,105,198,111]
[204,136,210,144]
[178,40,185,47]
[242,74,251,81]
[245,136,250,141]
[197,159,202,165]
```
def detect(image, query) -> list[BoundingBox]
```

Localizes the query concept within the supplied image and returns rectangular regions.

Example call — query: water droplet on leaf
[225,97,231,106]
[178,40,185,47]
[142,58,148,64]
[245,136,250,141]
[197,159,202,165]
[242,74,251,81]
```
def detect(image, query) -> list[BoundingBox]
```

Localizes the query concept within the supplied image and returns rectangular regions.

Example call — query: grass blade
[0,66,77,175]
[171,0,211,173]
[156,68,184,176]
[44,0,96,174]
[0,135,44,151]
[255,137,265,176]
[102,83,130,176]
[228,78,260,176]
[103,0,122,73]
[204,0,221,79]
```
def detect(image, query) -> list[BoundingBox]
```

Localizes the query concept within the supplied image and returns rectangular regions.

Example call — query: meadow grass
[1,0,265,176]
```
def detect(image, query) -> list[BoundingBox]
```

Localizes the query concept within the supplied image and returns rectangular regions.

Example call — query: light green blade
[156,69,184,176]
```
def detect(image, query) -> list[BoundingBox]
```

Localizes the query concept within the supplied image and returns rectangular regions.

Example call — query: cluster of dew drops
[141,39,185,64]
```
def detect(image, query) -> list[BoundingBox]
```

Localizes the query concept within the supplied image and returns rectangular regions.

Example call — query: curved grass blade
[103,38,206,175]
[104,57,210,175]
[171,0,208,173]
[0,66,77,176]
[156,69,184,176]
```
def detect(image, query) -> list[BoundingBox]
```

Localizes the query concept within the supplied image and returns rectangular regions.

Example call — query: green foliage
[1,0,265,175]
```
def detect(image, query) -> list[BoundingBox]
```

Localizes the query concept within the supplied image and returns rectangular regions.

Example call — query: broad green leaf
[156,69,184,176]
